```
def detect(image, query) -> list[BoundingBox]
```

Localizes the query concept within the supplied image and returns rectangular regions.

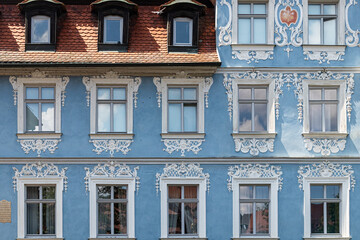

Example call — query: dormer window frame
[103,15,124,44]
[31,15,51,44]
[173,17,193,46]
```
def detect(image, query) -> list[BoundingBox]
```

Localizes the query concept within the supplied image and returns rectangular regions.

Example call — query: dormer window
[31,15,51,44]
[104,15,124,44]
[173,17,193,46]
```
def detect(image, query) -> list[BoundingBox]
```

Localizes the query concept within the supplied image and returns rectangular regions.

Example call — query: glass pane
[324,18,336,45]
[26,103,39,131]
[240,186,253,199]
[113,88,126,100]
[113,104,126,132]
[309,89,321,100]
[327,202,340,233]
[326,185,340,199]
[254,4,266,14]
[98,203,111,234]
[98,186,111,199]
[183,88,197,100]
[238,4,251,14]
[310,104,322,132]
[42,103,55,131]
[311,203,324,233]
[254,103,267,131]
[27,203,40,234]
[26,87,39,99]
[184,203,197,234]
[255,186,269,199]
[43,203,55,234]
[168,186,182,199]
[175,20,191,44]
[240,203,253,234]
[324,5,336,14]
[238,18,251,44]
[254,88,267,100]
[311,185,324,199]
[98,88,111,100]
[325,89,337,100]
[32,16,49,43]
[98,104,111,132]
[254,18,266,44]
[184,105,197,132]
[114,186,127,199]
[309,19,321,44]
[256,203,269,234]
[168,104,181,132]
[309,4,321,15]
[42,186,55,199]
[168,88,181,100]
[184,186,197,199]
[239,88,252,100]
[324,104,337,131]
[105,18,122,43]
[114,203,127,234]
[168,203,181,234]
[239,103,252,131]
[27,187,39,199]
[41,87,54,99]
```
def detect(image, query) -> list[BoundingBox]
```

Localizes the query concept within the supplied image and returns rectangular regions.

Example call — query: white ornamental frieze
[234,138,274,156]
[18,139,61,157]
[90,139,133,157]
[162,139,204,157]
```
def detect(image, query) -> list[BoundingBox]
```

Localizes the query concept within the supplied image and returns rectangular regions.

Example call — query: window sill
[17,238,63,240]
[303,237,350,240]
[303,45,346,52]
[89,133,134,140]
[231,44,275,51]
[98,43,128,52]
[89,238,136,240]
[17,133,62,139]
[168,45,198,53]
[160,238,207,240]
[302,132,348,139]
[232,132,277,139]
[161,133,205,139]
[25,43,56,52]
[233,238,279,240]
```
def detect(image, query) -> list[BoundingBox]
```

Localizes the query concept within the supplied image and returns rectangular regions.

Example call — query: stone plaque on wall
[0,200,11,223]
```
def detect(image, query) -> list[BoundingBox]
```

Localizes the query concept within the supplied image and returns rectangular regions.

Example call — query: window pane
[254,18,266,44]
[98,203,111,234]
[98,104,111,132]
[256,203,269,234]
[42,103,55,131]
[32,16,50,43]
[27,187,39,199]
[309,4,321,15]
[238,4,251,14]
[169,186,182,199]
[254,88,267,100]
[168,203,181,234]
[327,202,340,233]
[324,18,336,45]
[326,185,340,199]
[43,203,55,234]
[240,203,253,234]
[309,89,321,100]
[255,186,269,199]
[239,103,252,131]
[26,103,39,131]
[27,203,40,234]
[98,88,111,100]
[42,186,55,200]
[98,186,111,199]
[324,89,337,100]
[310,104,322,132]
[184,186,197,199]
[105,18,122,43]
[113,104,126,132]
[113,88,126,100]
[168,88,181,100]
[184,203,197,234]
[254,103,267,131]
[311,203,324,233]
[168,103,181,132]
[309,19,321,44]
[184,105,197,132]
[183,88,197,100]
[175,20,191,44]
[254,4,266,14]
[114,203,127,234]
[311,185,324,199]
[26,87,39,99]
[239,88,252,100]
[240,186,253,199]
[238,18,251,44]
[114,186,127,199]
[41,87,54,99]
[324,5,336,14]
[324,104,337,131]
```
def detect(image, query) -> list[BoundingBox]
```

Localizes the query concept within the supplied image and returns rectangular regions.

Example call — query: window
[168,87,197,133]
[26,186,56,236]
[97,87,127,133]
[104,16,124,44]
[308,4,337,45]
[31,15,50,44]
[173,18,193,46]
[25,86,55,132]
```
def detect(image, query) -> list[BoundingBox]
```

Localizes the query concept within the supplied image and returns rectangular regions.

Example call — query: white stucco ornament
[234,138,274,156]
[232,50,274,63]
[162,139,204,157]
[218,0,232,46]
[303,49,345,64]
[304,138,346,156]
[90,139,133,157]
[18,139,61,157]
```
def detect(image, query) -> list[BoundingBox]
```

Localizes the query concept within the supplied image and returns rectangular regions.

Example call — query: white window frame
[17,178,64,239]
[173,17,193,46]
[88,178,136,239]
[31,15,51,44]
[104,15,124,44]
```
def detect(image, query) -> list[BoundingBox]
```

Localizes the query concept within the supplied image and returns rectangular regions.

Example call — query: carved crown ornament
[155,163,210,194]
[18,139,61,157]
[227,164,283,191]
[13,162,68,192]
[84,161,140,193]
[298,161,356,191]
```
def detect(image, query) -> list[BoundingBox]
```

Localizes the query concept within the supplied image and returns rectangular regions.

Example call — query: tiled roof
[0,5,219,65]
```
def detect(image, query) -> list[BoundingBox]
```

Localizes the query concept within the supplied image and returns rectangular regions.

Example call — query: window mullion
[111,186,114,235]
[181,186,185,235]
[39,187,43,235]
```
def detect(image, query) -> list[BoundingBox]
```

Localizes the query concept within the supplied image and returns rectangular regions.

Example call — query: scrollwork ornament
[162,139,204,157]
[18,139,61,157]
[90,139,133,157]
[304,138,346,156]
[232,50,274,63]
[9,76,19,105]
[218,0,232,46]
[303,50,345,64]
[223,74,233,120]
[345,0,360,47]
[234,138,274,156]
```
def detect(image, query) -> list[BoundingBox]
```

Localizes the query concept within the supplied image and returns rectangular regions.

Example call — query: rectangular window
[308,4,337,45]
[173,17,193,46]
[239,185,270,235]
[31,15,51,44]
[168,185,198,236]
[238,87,267,132]
[97,87,127,133]
[309,87,338,132]
[97,185,127,236]
[238,3,267,44]
[26,186,56,236]
[310,184,340,234]
[104,15,123,44]
[168,87,197,132]
[25,86,55,132]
